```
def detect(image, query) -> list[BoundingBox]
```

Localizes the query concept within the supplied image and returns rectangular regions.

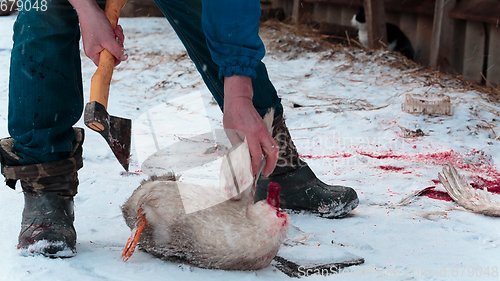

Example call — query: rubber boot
[255,114,358,218]
[0,128,84,257]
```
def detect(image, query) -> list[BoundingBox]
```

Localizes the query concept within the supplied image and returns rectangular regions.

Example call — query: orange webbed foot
[121,207,146,262]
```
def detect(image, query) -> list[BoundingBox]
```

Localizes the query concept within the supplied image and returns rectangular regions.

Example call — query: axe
[84,0,131,171]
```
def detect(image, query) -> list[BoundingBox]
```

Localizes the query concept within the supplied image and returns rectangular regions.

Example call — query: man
[0,0,358,257]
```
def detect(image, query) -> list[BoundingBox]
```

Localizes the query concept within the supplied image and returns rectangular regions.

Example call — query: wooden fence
[266,0,500,86]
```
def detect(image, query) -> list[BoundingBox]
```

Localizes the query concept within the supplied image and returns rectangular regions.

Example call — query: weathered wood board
[463,21,486,83]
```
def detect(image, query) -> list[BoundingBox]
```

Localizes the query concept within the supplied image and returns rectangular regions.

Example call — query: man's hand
[223,76,278,177]
[69,0,127,66]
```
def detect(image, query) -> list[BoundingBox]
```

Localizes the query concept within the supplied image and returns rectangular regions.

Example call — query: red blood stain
[354,150,462,165]
[268,182,288,221]
[470,176,500,194]
[358,151,399,159]
[420,188,454,202]
[378,165,405,171]
[427,176,500,201]
[300,153,353,159]
[267,182,281,209]
[431,179,441,185]
[299,149,500,200]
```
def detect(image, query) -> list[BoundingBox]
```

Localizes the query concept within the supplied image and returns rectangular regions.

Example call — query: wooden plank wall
[449,0,500,85]
[449,19,466,75]
[364,0,388,49]
[269,0,500,86]
[415,16,434,66]
[487,23,500,86]
[429,0,457,71]
[282,0,435,64]
[463,21,486,83]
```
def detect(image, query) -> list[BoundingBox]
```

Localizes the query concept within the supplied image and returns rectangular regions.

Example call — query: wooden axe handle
[89,0,127,108]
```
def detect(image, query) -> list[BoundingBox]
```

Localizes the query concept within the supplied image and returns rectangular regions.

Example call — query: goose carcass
[121,113,289,270]
[121,175,288,270]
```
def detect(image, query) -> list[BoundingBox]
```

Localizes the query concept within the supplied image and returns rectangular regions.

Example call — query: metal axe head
[84,101,131,171]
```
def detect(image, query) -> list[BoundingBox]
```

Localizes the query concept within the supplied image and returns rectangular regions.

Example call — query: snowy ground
[1,15,500,281]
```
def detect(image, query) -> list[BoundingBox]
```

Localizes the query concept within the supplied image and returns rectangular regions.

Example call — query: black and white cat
[351,7,415,60]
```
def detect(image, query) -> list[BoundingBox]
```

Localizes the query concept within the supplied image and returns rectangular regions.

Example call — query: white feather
[438,162,500,217]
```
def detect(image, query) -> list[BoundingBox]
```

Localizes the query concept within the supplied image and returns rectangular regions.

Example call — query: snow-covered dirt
[1,15,500,280]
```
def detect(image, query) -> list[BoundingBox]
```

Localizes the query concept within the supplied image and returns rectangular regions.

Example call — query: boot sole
[283,197,359,219]
[18,240,77,258]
